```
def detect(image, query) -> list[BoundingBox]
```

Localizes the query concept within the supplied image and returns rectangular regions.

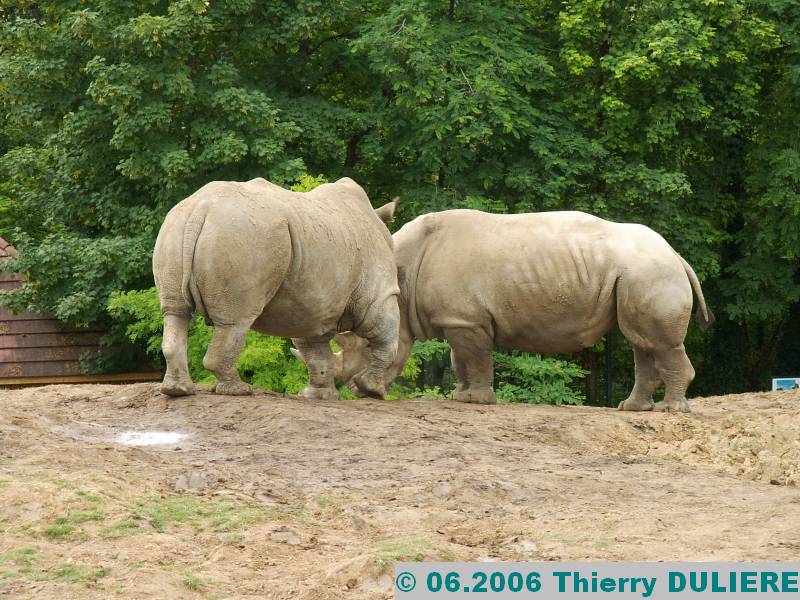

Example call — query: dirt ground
[1,384,799,599]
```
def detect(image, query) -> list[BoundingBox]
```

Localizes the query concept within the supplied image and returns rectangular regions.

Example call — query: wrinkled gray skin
[318,209,713,412]
[153,177,400,400]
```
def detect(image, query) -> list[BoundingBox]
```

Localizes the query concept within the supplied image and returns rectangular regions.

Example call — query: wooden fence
[0,237,161,386]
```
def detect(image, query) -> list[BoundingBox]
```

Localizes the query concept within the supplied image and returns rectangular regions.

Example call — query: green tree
[0,0,371,323]
[2,0,799,397]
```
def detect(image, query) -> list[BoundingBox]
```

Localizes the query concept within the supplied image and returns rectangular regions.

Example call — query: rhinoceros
[153,177,400,400]
[309,209,713,412]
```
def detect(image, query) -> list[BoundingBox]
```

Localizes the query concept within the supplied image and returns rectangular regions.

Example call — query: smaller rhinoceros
[153,177,400,400]
[310,209,713,412]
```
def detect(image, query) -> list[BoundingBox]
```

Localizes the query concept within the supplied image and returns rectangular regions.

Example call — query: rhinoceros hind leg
[618,346,657,411]
[293,337,340,401]
[652,345,694,413]
[204,322,253,396]
[349,295,401,400]
[161,314,196,397]
[446,327,496,405]
[615,264,694,413]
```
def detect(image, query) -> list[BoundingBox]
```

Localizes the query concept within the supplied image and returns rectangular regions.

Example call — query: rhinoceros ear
[374,197,400,224]
[333,332,359,351]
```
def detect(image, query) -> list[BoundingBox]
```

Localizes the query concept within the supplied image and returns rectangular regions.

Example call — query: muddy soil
[1,384,799,599]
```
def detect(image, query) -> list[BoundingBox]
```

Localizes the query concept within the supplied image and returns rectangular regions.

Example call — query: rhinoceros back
[154,177,397,339]
[394,209,703,354]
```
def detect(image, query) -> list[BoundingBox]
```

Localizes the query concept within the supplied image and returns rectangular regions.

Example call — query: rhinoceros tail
[180,200,208,317]
[678,255,714,331]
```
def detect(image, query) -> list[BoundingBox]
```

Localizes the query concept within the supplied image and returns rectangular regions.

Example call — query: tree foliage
[495,351,587,405]
[2,0,799,397]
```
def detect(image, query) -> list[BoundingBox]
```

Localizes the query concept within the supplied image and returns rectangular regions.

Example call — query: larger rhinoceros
[153,177,400,400]
[316,209,713,412]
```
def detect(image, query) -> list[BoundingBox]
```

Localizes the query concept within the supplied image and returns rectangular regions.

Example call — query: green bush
[386,339,451,400]
[106,288,164,356]
[290,174,328,193]
[234,333,308,394]
[386,338,586,405]
[494,351,587,405]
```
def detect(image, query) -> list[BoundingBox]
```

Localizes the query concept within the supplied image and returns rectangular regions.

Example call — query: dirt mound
[1,384,799,598]
[539,391,800,486]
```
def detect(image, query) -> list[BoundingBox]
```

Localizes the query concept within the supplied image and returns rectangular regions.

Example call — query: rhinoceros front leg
[618,346,657,411]
[204,322,253,396]
[292,337,340,401]
[161,313,196,397]
[446,327,497,405]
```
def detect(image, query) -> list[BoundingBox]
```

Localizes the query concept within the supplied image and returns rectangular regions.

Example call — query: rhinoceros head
[331,332,371,386]
[290,332,372,393]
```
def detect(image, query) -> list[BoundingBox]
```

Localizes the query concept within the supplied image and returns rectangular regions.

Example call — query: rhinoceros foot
[617,397,654,411]
[299,385,340,401]
[452,388,497,405]
[161,378,196,397]
[653,398,690,413]
[213,381,253,396]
